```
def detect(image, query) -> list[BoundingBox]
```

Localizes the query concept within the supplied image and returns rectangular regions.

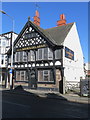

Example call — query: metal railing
[65,81,80,93]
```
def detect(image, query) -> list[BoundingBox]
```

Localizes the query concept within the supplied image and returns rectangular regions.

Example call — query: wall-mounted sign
[65,47,74,60]
[16,44,46,51]
[9,69,12,74]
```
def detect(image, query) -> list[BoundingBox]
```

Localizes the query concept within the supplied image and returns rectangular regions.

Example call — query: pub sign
[65,47,74,60]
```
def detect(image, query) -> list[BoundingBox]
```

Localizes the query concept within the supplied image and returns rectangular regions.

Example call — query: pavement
[0,86,89,104]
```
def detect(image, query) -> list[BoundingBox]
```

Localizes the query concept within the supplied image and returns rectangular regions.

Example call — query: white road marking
[2,100,31,108]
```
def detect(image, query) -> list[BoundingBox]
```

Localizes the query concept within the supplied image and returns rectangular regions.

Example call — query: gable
[14,21,56,52]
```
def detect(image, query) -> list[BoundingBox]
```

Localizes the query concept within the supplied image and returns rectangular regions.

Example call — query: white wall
[85,63,90,70]
[0,33,18,68]
[63,23,85,83]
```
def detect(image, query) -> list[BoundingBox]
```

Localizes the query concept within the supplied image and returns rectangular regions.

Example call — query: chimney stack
[57,14,66,26]
[33,10,40,26]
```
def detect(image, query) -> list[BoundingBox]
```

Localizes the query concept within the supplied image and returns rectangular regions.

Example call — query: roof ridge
[45,22,74,31]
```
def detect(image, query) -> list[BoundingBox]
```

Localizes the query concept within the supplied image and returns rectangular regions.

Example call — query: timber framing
[6,18,74,93]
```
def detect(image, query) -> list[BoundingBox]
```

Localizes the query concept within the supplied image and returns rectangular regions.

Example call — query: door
[28,69,37,89]
[56,69,62,91]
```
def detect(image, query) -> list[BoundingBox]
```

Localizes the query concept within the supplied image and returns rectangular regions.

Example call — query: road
[1,90,89,119]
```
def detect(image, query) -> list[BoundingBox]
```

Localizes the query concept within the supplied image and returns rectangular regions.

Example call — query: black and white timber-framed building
[6,11,85,93]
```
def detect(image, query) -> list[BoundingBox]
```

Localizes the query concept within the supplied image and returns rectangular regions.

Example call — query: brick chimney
[33,10,40,26]
[57,14,66,26]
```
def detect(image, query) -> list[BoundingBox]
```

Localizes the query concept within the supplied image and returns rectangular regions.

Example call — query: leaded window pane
[20,71,25,81]
[20,52,23,62]
[48,48,53,60]
[44,48,48,60]
[16,71,20,81]
[31,50,35,61]
[38,49,42,60]
[43,70,49,81]
[38,70,54,82]
[38,71,43,82]
[28,51,31,61]
[23,51,27,62]
[55,49,61,59]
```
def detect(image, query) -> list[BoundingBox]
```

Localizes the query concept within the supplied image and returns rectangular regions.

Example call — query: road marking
[2,100,31,108]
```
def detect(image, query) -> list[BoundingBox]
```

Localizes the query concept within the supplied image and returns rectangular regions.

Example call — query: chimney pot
[33,10,40,26]
[57,14,66,26]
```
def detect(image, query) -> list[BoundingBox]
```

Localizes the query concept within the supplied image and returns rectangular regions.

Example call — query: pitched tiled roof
[31,21,74,45]
[45,23,74,45]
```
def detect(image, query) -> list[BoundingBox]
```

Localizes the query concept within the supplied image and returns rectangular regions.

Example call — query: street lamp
[0,10,14,89]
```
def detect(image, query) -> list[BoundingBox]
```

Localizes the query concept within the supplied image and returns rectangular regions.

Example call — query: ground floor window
[16,71,28,81]
[38,70,54,82]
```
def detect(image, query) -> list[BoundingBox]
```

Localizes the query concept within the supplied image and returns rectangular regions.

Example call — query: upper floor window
[2,41,6,46]
[24,32,37,39]
[28,50,35,61]
[55,49,61,59]
[38,48,53,60]
[15,51,27,62]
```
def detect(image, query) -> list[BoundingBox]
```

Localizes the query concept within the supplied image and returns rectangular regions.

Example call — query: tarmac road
[1,89,89,119]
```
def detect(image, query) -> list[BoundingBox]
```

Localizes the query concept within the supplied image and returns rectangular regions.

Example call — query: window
[31,50,35,61]
[8,57,11,63]
[2,41,6,46]
[28,50,35,61]
[24,32,37,39]
[38,71,43,82]
[20,71,25,81]
[20,52,23,62]
[43,70,49,81]
[23,51,27,62]
[16,71,28,81]
[1,47,5,54]
[38,48,53,60]
[38,70,54,82]
[16,71,20,81]
[44,48,48,60]
[28,51,31,61]
[55,49,61,59]
[48,48,53,60]
[38,49,43,60]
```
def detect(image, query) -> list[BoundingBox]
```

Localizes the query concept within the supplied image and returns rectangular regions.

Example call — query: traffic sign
[9,69,12,74]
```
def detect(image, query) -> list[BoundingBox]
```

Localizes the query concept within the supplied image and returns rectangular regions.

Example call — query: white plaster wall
[85,63,90,70]
[63,23,85,83]
[0,33,18,68]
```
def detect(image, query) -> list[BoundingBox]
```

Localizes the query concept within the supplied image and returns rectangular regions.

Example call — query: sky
[0,2,88,63]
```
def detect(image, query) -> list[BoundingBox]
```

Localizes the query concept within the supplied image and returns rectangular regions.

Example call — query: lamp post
[0,10,14,89]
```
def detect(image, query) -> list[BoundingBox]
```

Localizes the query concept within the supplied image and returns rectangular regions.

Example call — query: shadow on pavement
[45,93,67,101]
[1,85,89,119]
